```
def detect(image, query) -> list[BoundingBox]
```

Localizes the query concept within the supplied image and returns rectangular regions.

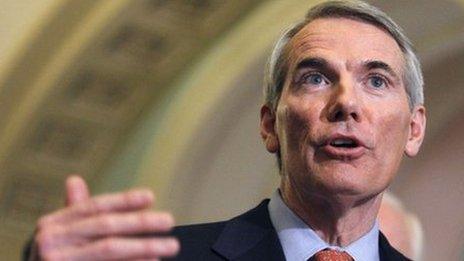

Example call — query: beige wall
[0,0,59,78]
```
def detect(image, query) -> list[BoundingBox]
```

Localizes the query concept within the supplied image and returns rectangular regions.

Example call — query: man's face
[261,18,426,199]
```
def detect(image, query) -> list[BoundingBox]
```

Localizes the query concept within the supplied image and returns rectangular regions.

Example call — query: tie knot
[313,249,354,261]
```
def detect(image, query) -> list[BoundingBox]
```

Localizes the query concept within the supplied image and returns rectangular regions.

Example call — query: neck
[280,180,382,247]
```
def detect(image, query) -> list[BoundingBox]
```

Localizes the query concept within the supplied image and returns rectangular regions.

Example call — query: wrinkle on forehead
[285,17,404,78]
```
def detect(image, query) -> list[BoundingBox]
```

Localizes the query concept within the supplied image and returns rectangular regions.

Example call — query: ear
[260,104,279,153]
[405,105,426,157]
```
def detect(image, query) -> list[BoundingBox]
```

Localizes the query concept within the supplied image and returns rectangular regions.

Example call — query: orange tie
[313,249,354,261]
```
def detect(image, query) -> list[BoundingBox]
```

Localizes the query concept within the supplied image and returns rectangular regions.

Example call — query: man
[25,1,426,260]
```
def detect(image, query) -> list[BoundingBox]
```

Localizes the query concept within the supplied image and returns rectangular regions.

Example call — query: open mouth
[322,136,366,159]
[329,138,359,148]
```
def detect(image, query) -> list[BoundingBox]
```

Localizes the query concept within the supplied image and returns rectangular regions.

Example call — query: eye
[368,75,387,89]
[301,73,329,87]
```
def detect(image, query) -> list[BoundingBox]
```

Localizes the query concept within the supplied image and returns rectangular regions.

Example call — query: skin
[260,18,426,246]
[32,176,179,260]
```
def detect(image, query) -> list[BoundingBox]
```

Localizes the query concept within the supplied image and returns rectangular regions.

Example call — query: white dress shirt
[268,190,380,261]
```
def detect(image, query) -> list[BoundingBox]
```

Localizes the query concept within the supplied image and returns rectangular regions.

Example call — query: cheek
[276,103,323,177]
[278,101,320,153]
[379,112,409,146]
[373,111,410,170]
[277,111,304,160]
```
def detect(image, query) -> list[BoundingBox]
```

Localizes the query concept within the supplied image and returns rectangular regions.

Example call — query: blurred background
[0,0,463,260]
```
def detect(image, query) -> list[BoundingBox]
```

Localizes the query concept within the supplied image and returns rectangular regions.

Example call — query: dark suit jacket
[169,200,411,261]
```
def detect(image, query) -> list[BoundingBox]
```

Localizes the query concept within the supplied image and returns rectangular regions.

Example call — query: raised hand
[31,176,179,261]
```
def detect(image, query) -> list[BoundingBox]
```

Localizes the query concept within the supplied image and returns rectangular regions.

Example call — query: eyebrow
[363,60,400,81]
[295,57,329,71]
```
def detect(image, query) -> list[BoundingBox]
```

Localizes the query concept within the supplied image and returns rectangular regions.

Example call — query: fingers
[72,211,175,238]
[66,175,90,206]
[43,211,175,249]
[39,189,154,227]
[43,237,179,261]
[33,175,181,261]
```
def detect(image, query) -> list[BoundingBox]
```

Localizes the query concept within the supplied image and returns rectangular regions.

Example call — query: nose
[326,78,362,122]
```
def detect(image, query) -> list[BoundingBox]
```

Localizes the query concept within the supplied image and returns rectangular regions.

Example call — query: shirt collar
[268,190,380,261]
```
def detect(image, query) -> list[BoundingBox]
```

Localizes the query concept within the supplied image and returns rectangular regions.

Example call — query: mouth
[320,135,367,160]
[330,138,359,148]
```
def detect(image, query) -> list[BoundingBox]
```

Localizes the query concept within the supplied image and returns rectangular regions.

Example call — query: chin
[312,165,378,197]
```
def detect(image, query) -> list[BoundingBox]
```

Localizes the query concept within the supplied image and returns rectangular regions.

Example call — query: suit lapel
[211,200,285,261]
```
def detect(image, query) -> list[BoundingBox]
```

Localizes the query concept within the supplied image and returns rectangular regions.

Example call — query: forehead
[286,17,404,73]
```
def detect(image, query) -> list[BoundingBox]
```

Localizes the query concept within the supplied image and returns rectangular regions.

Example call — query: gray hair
[263,0,424,110]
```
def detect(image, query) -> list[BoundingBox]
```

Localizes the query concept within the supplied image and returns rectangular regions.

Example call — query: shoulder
[168,199,274,260]
[173,221,227,247]
[170,221,227,260]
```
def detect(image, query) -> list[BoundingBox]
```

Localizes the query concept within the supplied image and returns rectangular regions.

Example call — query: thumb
[65,175,90,206]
